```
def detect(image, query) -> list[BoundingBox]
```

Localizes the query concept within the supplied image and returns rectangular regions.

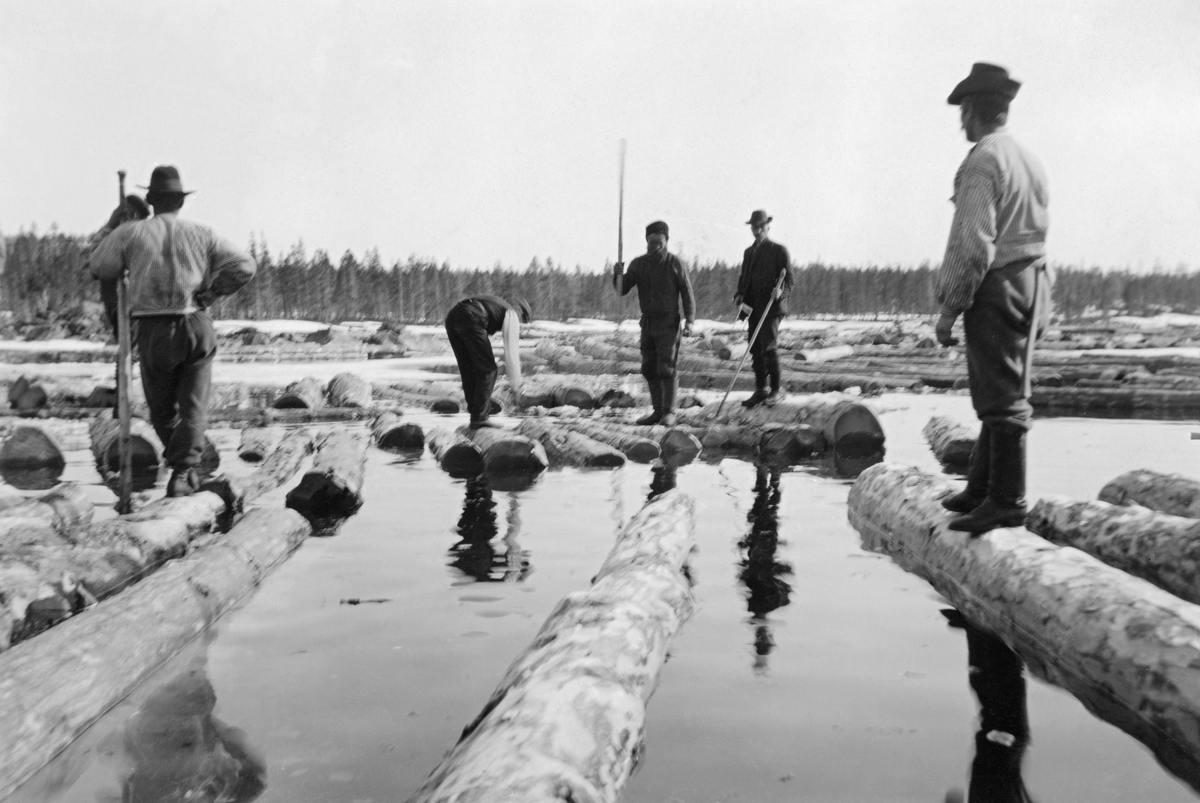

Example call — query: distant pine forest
[2,230,1198,324]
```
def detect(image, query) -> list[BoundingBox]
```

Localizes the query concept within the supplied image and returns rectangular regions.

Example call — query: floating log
[0,420,89,453]
[676,424,761,452]
[557,421,660,463]
[758,424,825,463]
[285,429,369,519]
[376,385,467,415]
[682,393,885,458]
[427,427,485,476]
[273,376,326,410]
[8,376,48,414]
[66,493,229,569]
[0,426,65,471]
[462,427,549,475]
[1031,386,1200,414]
[0,482,93,533]
[372,412,425,451]
[922,415,977,469]
[406,490,696,803]
[514,420,626,468]
[0,507,311,799]
[795,344,854,363]
[849,462,1200,788]
[237,427,277,462]
[87,410,162,475]
[326,371,373,408]
[656,428,703,461]
[1098,470,1200,519]
[212,428,315,511]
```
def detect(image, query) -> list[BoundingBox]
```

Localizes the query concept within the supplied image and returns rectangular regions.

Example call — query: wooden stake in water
[115,170,134,514]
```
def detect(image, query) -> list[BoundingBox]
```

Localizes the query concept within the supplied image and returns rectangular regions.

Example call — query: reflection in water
[647,462,678,501]
[737,465,792,673]
[448,475,530,583]
[2,465,65,491]
[943,609,1034,803]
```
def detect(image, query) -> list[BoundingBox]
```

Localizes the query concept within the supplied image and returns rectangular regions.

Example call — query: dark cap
[746,210,772,226]
[138,165,195,195]
[514,298,533,324]
[947,63,1021,105]
[645,220,669,237]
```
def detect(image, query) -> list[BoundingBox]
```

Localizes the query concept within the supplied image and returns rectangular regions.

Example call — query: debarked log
[0,507,312,800]
[557,421,661,463]
[237,427,277,462]
[795,344,855,363]
[326,371,373,408]
[273,376,326,410]
[427,427,485,476]
[87,410,163,475]
[514,420,626,468]
[285,429,368,519]
[462,426,549,475]
[1098,470,1200,519]
[406,490,696,803]
[1027,496,1200,605]
[372,411,425,452]
[922,415,977,469]
[848,462,1200,788]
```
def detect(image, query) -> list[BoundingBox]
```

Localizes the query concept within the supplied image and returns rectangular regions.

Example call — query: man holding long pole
[735,210,793,408]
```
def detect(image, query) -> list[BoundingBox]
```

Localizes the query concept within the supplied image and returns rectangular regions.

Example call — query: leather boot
[742,353,769,408]
[941,423,990,513]
[637,378,664,425]
[763,351,786,406]
[949,426,1027,533]
[658,377,678,427]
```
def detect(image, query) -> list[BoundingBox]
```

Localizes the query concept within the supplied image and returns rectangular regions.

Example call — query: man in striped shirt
[91,166,256,497]
[934,64,1052,534]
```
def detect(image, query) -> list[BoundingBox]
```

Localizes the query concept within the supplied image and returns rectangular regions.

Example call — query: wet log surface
[922,415,976,469]
[758,423,826,463]
[273,376,326,410]
[1098,470,1200,519]
[285,429,368,519]
[461,426,549,475]
[0,425,65,470]
[326,371,373,408]
[556,421,661,463]
[372,411,425,451]
[407,490,696,803]
[514,419,625,468]
[0,507,312,800]
[848,462,1200,790]
[427,427,484,476]
[237,427,276,462]
[212,428,315,510]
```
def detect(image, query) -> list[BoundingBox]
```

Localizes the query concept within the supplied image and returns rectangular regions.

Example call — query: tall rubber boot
[764,351,786,406]
[659,376,678,427]
[949,426,1027,533]
[742,353,769,408]
[637,378,664,425]
[941,422,991,513]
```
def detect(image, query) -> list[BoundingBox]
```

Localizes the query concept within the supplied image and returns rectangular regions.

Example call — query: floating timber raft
[848,462,1200,788]
[406,490,696,803]
[285,429,369,519]
[514,419,625,468]
[1098,469,1200,519]
[0,507,312,800]
[922,415,976,469]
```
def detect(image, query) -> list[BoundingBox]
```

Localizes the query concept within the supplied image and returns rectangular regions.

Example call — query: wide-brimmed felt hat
[645,220,669,237]
[139,165,195,195]
[746,210,772,226]
[947,63,1021,105]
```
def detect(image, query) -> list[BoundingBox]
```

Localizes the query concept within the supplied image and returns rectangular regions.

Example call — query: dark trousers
[639,314,681,381]
[445,302,497,422]
[748,310,782,390]
[135,312,216,471]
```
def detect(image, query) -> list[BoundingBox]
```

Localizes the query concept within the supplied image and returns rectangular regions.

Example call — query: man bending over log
[613,220,695,427]
[444,295,532,429]
[91,166,257,497]
[934,64,1052,533]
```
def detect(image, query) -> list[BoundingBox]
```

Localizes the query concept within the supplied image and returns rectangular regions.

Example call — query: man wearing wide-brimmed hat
[934,64,1052,534]
[735,210,793,408]
[91,165,257,498]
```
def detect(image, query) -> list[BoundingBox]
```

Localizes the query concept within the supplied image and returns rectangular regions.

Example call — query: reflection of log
[372,412,425,451]
[407,490,695,803]
[849,462,1200,789]
[462,427,549,475]
[514,420,625,468]
[1027,497,1200,605]
[0,426,65,470]
[237,428,276,462]
[326,372,372,408]
[557,421,660,463]
[285,429,368,518]
[1098,470,1200,519]
[758,424,825,463]
[427,428,484,476]
[273,376,325,409]
[88,410,162,474]
[0,507,311,800]
[922,416,977,468]
[795,344,854,363]
[682,393,885,458]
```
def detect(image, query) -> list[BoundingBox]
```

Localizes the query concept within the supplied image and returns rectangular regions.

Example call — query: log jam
[1098,470,1200,519]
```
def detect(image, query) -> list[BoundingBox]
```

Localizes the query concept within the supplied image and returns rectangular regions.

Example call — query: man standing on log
[935,64,1051,533]
[91,166,257,497]
[444,295,532,429]
[735,210,793,408]
[613,220,695,426]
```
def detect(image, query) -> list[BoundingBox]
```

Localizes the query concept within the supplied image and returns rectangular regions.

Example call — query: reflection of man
[613,221,696,427]
[738,465,792,671]
[934,64,1051,534]
[444,295,531,429]
[735,210,793,408]
[448,476,530,582]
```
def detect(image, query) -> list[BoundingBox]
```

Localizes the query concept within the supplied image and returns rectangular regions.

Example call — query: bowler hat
[746,210,772,226]
[645,220,669,237]
[947,63,1021,105]
[139,165,195,195]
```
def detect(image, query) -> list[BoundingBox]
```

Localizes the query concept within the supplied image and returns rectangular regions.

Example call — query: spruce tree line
[2,230,1197,325]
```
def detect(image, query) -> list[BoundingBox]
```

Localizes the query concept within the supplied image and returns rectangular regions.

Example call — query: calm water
[8,394,1200,802]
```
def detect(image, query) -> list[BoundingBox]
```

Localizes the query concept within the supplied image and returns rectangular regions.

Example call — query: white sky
[2,1,1198,272]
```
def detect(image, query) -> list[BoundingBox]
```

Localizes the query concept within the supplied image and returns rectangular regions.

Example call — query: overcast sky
[2,1,1197,272]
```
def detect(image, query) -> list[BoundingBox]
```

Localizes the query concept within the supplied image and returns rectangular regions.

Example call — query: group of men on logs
[86,62,1048,539]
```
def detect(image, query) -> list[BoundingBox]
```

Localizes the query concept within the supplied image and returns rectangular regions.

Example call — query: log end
[378,423,426,452]
[431,398,461,415]
[285,472,364,520]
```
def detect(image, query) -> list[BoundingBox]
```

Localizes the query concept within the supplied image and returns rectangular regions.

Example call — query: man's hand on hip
[682,321,694,337]
[935,313,959,347]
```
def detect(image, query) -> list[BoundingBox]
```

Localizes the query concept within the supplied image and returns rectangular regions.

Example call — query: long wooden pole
[115,171,133,514]
[705,268,787,429]
[617,139,626,267]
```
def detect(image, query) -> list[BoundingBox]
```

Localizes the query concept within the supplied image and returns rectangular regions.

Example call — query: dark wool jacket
[736,239,794,316]
[615,251,696,323]
[457,295,519,334]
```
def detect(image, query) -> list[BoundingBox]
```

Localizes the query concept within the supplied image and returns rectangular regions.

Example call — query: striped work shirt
[90,212,256,316]
[936,130,1049,317]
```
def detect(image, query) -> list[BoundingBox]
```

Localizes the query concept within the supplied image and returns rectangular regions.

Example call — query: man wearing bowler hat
[735,210,793,407]
[935,64,1052,533]
[613,220,695,427]
[91,165,257,498]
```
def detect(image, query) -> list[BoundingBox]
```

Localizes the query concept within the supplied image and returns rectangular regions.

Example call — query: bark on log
[0,482,93,533]
[0,507,311,799]
[675,424,761,452]
[681,393,885,458]
[427,427,485,476]
[758,424,825,463]
[0,426,65,471]
[406,490,696,803]
[557,421,661,463]
[848,462,1200,788]
[372,412,425,451]
[213,427,315,510]
[237,427,277,462]
[1098,470,1200,519]
[273,376,326,410]
[795,344,855,363]
[462,427,549,475]
[514,420,626,468]
[326,371,373,408]
[87,410,162,475]
[285,429,369,519]
[922,416,977,469]
[0,420,90,453]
